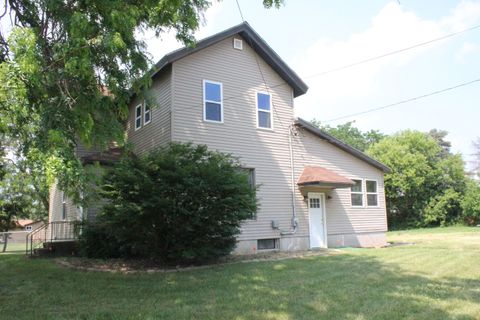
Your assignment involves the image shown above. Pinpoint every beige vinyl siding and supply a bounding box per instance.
[292,128,388,235]
[48,181,80,222]
[171,36,299,241]
[127,68,172,155]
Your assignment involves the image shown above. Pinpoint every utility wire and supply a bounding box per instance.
[303,23,480,79]
[235,0,245,22]
[323,77,480,123]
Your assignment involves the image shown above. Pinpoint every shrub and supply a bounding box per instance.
[78,143,257,263]
[461,180,480,226]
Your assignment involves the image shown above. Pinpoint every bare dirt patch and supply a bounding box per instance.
[55,249,341,274]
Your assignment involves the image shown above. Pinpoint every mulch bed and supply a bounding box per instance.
[55,249,340,274]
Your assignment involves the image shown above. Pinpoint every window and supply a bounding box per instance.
[257,238,279,250]
[62,192,67,220]
[203,80,223,122]
[366,180,378,207]
[135,104,142,130]
[309,198,320,208]
[257,92,272,129]
[351,179,363,207]
[144,103,151,125]
[239,168,256,219]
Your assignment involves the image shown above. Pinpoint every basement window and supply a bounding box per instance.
[257,238,279,250]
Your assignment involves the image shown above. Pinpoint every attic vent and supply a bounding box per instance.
[233,38,243,50]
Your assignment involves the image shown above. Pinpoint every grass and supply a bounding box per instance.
[0,226,479,319]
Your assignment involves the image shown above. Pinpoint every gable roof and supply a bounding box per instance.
[152,22,308,97]
[294,118,391,173]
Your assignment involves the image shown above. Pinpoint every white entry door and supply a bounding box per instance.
[308,193,327,248]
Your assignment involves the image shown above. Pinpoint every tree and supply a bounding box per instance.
[311,119,385,151]
[78,143,257,262]
[461,180,480,225]
[0,0,283,201]
[367,130,467,228]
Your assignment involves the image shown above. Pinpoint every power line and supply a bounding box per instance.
[323,77,480,123]
[235,0,245,22]
[303,23,480,79]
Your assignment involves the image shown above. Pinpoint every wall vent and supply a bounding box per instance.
[233,38,243,50]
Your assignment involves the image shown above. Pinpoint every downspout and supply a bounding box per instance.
[281,123,298,236]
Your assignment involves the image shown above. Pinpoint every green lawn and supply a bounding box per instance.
[1,227,479,319]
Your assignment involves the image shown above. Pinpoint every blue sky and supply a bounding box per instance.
[144,0,480,170]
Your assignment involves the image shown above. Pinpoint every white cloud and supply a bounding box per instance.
[292,1,480,123]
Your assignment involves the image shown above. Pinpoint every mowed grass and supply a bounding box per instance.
[0,227,479,320]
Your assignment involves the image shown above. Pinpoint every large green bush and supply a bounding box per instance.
[78,143,257,262]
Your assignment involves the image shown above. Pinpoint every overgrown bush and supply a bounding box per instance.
[78,143,257,262]
[461,180,480,226]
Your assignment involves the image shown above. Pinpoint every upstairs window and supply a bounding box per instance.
[366,180,378,207]
[135,104,142,130]
[203,80,223,122]
[257,92,272,129]
[144,103,151,125]
[351,179,363,207]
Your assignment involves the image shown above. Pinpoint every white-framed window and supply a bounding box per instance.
[144,102,151,125]
[135,104,142,130]
[256,92,273,129]
[203,80,223,123]
[61,192,67,220]
[351,179,363,207]
[366,180,379,207]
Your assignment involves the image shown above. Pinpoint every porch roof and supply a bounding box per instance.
[297,166,355,188]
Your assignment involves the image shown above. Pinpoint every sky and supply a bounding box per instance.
[141,0,480,170]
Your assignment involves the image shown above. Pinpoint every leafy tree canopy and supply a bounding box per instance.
[310,119,385,152]
[0,0,283,201]
[367,130,467,228]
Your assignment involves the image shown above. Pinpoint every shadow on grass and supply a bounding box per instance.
[0,252,478,319]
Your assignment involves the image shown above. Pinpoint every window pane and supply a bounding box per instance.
[351,193,363,206]
[205,102,222,121]
[205,82,221,102]
[257,93,270,111]
[366,180,377,193]
[136,106,141,117]
[351,180,362,192]
[144,109,151,123]
[367,194,378,206]
[258,111,271,128]
[136,118,141,129]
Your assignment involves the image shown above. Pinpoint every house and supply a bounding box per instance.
[13,219,44,232]
[47,22,389,254]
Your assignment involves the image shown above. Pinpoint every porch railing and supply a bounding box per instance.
[26,221,79,256]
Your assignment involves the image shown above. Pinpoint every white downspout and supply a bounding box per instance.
[281,123,298,235]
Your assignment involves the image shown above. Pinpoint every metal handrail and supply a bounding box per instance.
[26,221,79,256]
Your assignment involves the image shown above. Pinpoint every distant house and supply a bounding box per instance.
[48,22,389,254]
[13,219,44,232]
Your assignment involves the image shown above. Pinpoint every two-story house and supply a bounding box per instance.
[47,22,389,254]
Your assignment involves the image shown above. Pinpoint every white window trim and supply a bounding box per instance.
[351,178,364,208]
[61,192,67,220]
[366,179,380,207]
[256,91,274,131]
[143,101,151,126]
[134,104,142,131]
[203,80,223,123]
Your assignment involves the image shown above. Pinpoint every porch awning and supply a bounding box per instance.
[297,166,355,188]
